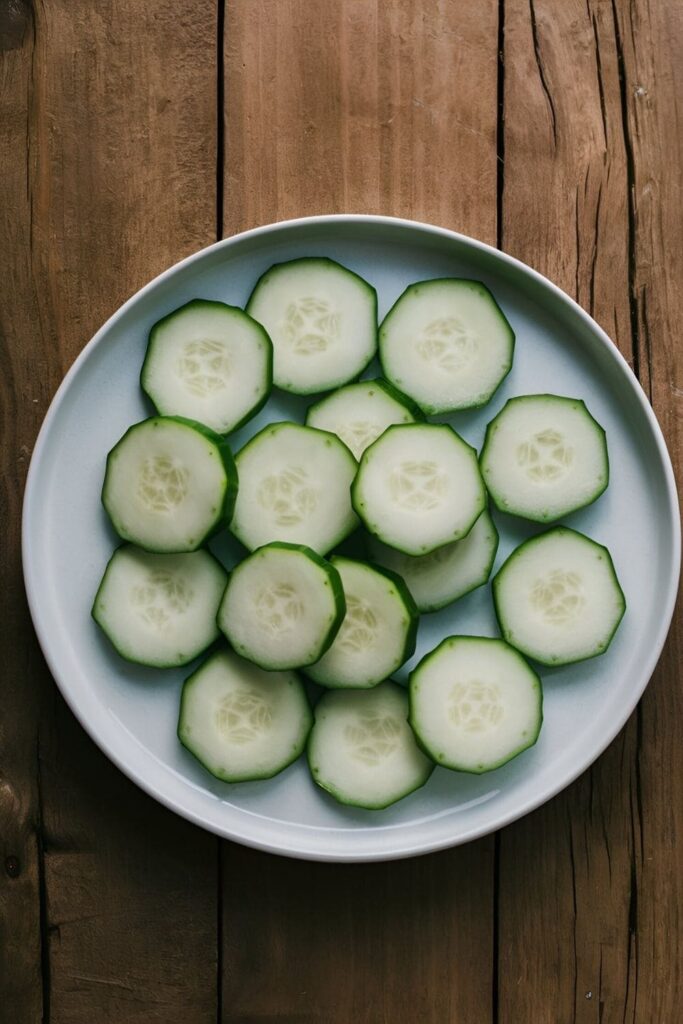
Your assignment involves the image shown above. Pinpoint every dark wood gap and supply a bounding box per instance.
[496,0,506,256]
[36,737,50,1024]
[217,0,226,242]
[216,840,224,1024]
[610,0,643,382]
[493,1,505,1018]
[216,4,226,1022]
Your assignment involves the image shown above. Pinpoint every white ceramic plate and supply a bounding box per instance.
[23,215,680,861]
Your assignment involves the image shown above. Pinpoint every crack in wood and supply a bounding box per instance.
[216,5,226,1023]
[494,5,505,1015]
[639,284,653,400]
[567,818,579,1024]
[590,178,603,318]
[575,185,581,302]
[528,0,557,147]
[36,735,50,1024]
[611,0,642,378]
[592,12,609,149]
[216,0,225,241]
[492,831,500,1024]
[496,0,506,253]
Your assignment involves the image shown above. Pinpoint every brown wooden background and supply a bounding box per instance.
[1,1,681,1020]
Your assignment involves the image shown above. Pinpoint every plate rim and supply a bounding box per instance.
[22,213,681,861]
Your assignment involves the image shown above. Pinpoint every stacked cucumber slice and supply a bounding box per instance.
[92,256,626,810]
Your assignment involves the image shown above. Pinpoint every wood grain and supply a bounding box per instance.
[222,2,499,1021]
[497,1,674,1021]
[223,841,495,1024]
[225,0,498,236]
[3,0,682,1020]
[0,2,47,1018]
[615,0,683,1018]
[2,2,219,1021]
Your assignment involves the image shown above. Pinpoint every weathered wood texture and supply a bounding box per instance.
[1,2,219,1022]
[225,0,499,238]
[0,2,46,1018]
[1,0,681,1021]
[616,0,683,1019]
[222,3,498,1021]
[497,2,682,1021]
[497,2,638,1022]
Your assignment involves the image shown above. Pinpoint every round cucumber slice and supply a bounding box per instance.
[217,542,346,671]
[379,278,514,413]
[231,421,358,555]
[102,416,238,553]
[305,378,422,460]
[141,299,272,435]
[409,636,542,773]
[178,648,312,782]
[305,556,418,689]
[351,423,486,555]
[492,527,626,665]
[480,394,609,522]
[368,508,499,613]
[92,545,227,668]
[246,257,377,394]
[308,681,434,809]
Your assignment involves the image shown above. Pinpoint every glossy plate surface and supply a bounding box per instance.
[23,216,680,861]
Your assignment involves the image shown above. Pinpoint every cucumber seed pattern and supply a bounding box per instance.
[448,681,504,732]
[215,689,273,744]
[335,420,382,460]
[177,339,232,396]
[253,582,305,635]
[131,570,193,630]
[344,713,401,766]
[531,569,586,624]
[416,317,478,374]
[336,596,379,653]
[138,456,189,512]
[389,460,448,511]
[282,297,340,355]
[516,429,574,483]
[256,467,319,526]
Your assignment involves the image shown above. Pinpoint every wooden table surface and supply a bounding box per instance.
[2,1,681,1021]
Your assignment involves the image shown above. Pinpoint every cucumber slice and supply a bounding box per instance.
[351,423,486,555]
[231,421,358,554]
[409,636,542,773]
[305,557,418,689]
[493,527,626,665]
[102,416,238,553]
[178,648,312,782]
[92,544,227,667]
[305,378,422,460]
[307,681,434,809]
[480,394,609,522]
[379,278,514,413]
[368,509,499,613]
[246,257,377,394]
[141,299,272,435]
[217,542,346,670]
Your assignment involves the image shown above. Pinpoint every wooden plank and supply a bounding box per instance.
[225,0,498,237]
[501,0,632,359]
[497,2,639,1021]
[0,3,46,1019]
[222,2,499,1021]
[222,842,495,1024]
[613,0,683,1019]
[4,2,219,1021]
